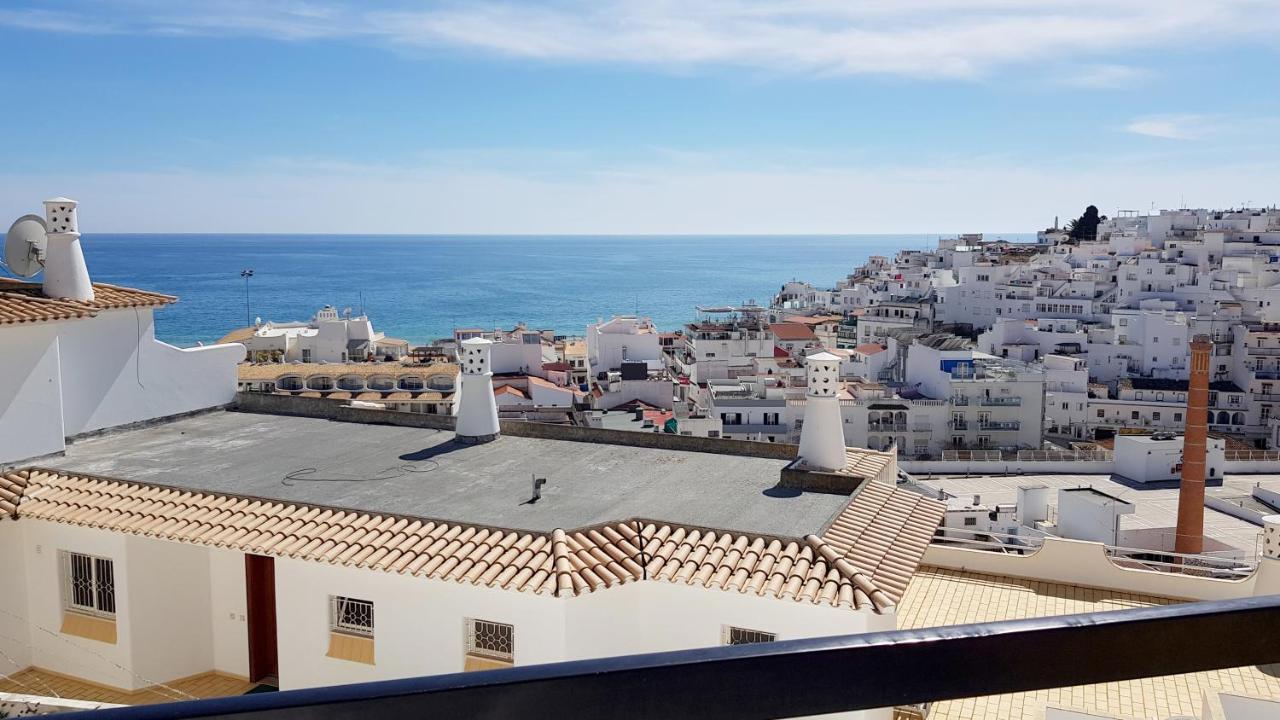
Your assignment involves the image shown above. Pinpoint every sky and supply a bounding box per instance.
[0,0,1278,234]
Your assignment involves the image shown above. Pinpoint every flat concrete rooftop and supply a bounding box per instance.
[47,410,850,537]
[919,472,1270,553]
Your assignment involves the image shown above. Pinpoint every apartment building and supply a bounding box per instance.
[218,306,409,363]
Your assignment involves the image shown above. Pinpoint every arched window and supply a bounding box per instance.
[1217,411,1230,425]
[277,375,304,391]
[307,375,334,391]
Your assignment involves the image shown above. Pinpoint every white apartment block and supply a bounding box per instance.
[586,316,661,376]
[222,305,409,363]
[673,306,773,383]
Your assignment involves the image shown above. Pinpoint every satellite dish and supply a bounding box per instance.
[4,214,48,278]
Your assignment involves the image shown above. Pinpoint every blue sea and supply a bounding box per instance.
[66,234,1032,347]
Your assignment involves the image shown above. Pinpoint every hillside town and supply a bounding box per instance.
[4,198,1280,720]
[224,206,1280,464]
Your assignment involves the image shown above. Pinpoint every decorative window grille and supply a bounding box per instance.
[330,596,374,638]
[61,551,115,618]
[465,618,514,661]
[723,626,776,646]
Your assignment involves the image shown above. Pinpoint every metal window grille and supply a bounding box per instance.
[723,626,776,646]
[60,551,115,618]
[329,596,374,638]
[465,618,514,661]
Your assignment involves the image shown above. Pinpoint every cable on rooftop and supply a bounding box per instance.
[281,461,440,486]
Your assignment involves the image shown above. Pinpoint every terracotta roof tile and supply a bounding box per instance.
[237,362,457,381]
[2,468,933,613]
[820,480,946,604]
[0,278,175,326]
[768,323,818,341]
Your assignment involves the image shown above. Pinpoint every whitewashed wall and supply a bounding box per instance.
[57,309,242,437]
[924,537,1260,602]
[272,558,565,690]
[124,536,215,685]
[0,521,32,673]
[0,323,64,465]
[208,549,249,678]
[20,521,136,689]
[564,581,889,658]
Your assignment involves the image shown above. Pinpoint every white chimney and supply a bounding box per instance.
[41,197,94,302]
[797,351,847,472]
[1254,515,1280,596]
[456,337,500,443]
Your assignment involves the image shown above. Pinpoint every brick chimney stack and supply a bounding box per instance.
[1174,335,1212,555]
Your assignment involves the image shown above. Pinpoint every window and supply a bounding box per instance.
[1174,412,1183,422]
[1153,412,1161,421]
[330,596,374,638]
[466,618,514,663]
[61,551,115,618]
[1131,411,1140,420]
[963,517,977,527]
[1096,409,1105,418]
[723,626,776,645]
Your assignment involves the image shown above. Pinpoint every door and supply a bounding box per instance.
[245,554,278,683]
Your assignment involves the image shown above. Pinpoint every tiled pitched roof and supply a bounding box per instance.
[2,468,938,612]
[821,481,946,604]
[214,326,257,344]
[0,279,175,326]
[769,323,817,341]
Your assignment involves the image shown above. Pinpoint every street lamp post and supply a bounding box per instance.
[240,269,254,328]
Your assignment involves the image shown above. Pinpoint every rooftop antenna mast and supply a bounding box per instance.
[240,269,254,328]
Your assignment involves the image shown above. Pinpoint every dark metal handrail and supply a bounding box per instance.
[69,596,1280,720]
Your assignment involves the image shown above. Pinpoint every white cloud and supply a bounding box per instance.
[1,153,1272,234]
[1124,114,1212,140]
[6,1,1280,79]
[1061,64,1149,89]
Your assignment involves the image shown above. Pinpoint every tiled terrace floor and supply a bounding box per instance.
[898,566,1280,719]
[0,668,255,705]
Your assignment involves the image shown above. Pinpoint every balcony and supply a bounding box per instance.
[951,396,969,406]
[868,423,908,432]
[80,597,1280,720]
[979,420,1021,431]
[1248,347,1280,356]
[979,396,1022,406]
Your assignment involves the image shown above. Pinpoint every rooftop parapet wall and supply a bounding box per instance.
[924,537,1256,602]
[233,391,799,461]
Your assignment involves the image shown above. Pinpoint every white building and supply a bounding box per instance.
[0,198,242,466]
[586,316,661,377]
[905,336,1045,452]
[220,305,409,363]
[673,306,773,383]
[0,395,943,719]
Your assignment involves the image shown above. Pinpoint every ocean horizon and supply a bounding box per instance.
[67,233,1036,347]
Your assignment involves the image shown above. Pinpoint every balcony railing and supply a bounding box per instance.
[979,420,1021,431]
[66,596,1280,720]
[979,396,1022,406]
[868,423,908,432]
[951,396,969,406]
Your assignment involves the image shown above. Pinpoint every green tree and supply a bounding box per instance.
[1068,205,1104,240]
